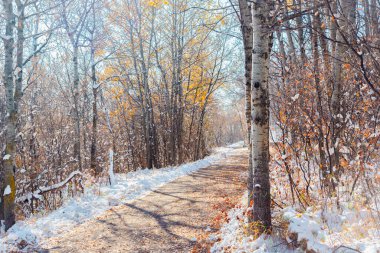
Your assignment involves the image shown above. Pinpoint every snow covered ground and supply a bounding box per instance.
[211,194,295,253]
[0,142,244,251]
[211,205,294,253]
[211,194,380,253]
[283,204,380,253]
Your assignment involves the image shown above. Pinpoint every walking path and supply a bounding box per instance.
[41,148,248,253]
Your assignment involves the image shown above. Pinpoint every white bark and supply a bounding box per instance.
[251,0,272,232]
[1,0,17,232]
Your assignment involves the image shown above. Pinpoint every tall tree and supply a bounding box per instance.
[251,0,273,233]
[237,0,273,234]
[329,0,356,189]
[60,0,91,171]
[1,0,17,231]
[237,0,254,218]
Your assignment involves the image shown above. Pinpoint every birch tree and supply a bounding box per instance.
[1,0,17,231]
[236,0,273,234]
[1,0,54,230]
[237,0,254,218]
[251,0,273,233]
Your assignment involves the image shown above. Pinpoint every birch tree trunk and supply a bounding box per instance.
[1,0,16,231]
[15,0,25,112]
[251,0,272,233]
[238,0,254,214]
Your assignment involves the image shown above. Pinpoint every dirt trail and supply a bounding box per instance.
[40,147,248,253]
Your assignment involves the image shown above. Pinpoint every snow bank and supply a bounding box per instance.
[212,197,380,253]
[211,200,292,253]
[284,204,380,253]
[0,143,244,251]
[227,141,245,148]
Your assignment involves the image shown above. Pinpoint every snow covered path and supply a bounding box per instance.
[37,147,247,252]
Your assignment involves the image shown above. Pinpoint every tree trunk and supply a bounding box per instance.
[364,0,371,37]
[330,0,356,180]
[251,0,272,233]
[238,0,254,215]
[295,0,306,65]
[312,0,328,188]
[284,3,297,66]
[90,49,98,175]
[73,45,82,171]
[1,0,17,231]
[370,0,379,36]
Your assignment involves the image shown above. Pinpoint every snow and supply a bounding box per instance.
[0,143,243,251]
[283,205,380,253]
[3,154,11,160]
[212,193,380,253]
[291,94,299,102]
[211,196,293,253]
[228,141,244,148]
[3,185,11,196]
[0,35,12,41]
[17,171,82,203]
[283,207,329,252]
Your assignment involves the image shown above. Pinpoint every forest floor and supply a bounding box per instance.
[36,147,248,252]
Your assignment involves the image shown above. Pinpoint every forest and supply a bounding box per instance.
[0,0,379,252]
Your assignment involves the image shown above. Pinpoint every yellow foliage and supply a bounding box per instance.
[286,0,294,8]
[146,0,169,7]
[183,62,216,108]
[279,109,287,122]
[215,14,226,25]
[148,0,157,7]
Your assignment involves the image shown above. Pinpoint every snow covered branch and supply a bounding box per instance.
[16,171,82,203]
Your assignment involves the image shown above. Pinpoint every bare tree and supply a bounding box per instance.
[60,0,91,171]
